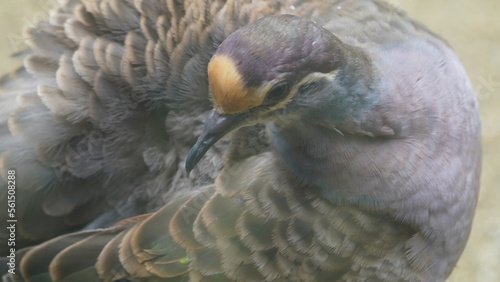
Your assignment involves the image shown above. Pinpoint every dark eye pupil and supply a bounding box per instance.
[265,81,290,104]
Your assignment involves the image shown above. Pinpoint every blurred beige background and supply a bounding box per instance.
[0,0,499,281]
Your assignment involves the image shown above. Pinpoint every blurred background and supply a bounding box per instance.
[0,0,498,281]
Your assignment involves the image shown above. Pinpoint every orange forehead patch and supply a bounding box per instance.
[207,55,264,114]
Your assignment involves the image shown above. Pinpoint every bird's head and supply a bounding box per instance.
[186,14,350,172]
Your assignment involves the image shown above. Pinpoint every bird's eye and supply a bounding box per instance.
[263,81,291,105]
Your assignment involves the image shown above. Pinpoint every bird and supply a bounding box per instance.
[0,0,481,281]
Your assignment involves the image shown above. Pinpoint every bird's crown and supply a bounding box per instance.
[207,14,345,114]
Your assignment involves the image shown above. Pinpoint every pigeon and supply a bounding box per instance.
[1,0,481,281]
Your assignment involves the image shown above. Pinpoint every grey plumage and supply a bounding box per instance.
[1,0,480,281]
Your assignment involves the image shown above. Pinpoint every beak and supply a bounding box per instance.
[185,110,246,173]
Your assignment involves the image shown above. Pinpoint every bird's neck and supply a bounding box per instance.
[267,52,403,208]
[268,122,393,206]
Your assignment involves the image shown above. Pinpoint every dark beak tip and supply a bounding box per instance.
[185,110,245,173]
[185,163,192,174]
[185,145,201,174]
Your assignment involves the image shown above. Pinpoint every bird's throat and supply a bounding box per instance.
[268,121,394,206]
[269,122,343,188]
